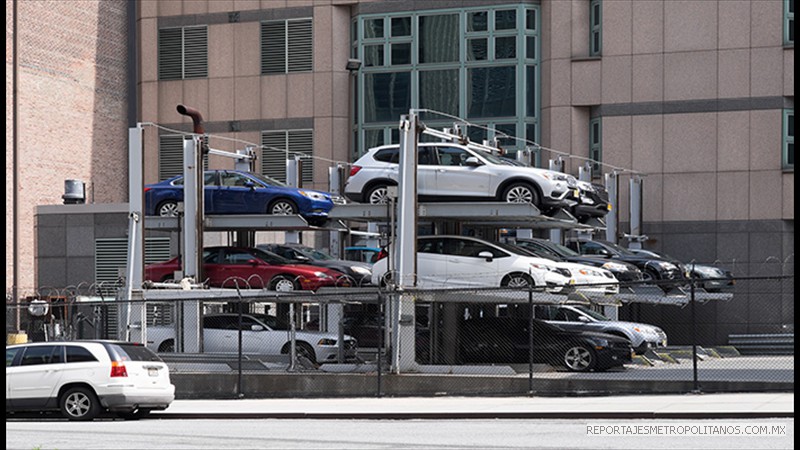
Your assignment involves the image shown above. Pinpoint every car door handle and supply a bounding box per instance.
[437,169,446,173]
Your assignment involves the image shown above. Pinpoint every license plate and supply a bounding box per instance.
[574,189,580,197]
[148,368,158,377]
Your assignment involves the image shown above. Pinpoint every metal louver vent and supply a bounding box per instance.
[183,26,208,79]
[287,19,313,72]
[261,21,287,74]
[261,131,288,182]
[159,135,209,181]
[158,28,183,80]
[288,129,314,183]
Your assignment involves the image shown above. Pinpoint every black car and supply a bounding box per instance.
[573,181,611,223]
[511,238,644,283]
[258,243,373,286]
[459,317,632,372]
[565,239,686,287]
[629,248,734,292]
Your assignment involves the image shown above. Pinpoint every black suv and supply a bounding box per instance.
[565,239,686,285]
[511,238,644,283]
[459,317,632,372]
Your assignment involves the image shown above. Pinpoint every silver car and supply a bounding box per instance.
[345,143,579,213]
[534,304,668,354]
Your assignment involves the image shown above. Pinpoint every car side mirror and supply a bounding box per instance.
[578,316,591,323]
[247,259,260,266]
[250,324,264,331]
[244,180,255,189]
[478,251,494,262]
[464,156,482,167]
[295,254,310,261]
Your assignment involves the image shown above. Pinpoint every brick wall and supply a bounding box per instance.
[6,0,130,294]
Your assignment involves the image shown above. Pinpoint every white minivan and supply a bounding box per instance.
[6,341,175,421]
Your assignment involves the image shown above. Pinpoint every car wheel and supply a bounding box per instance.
[158,340,175,353]
[501,273,535,288]
[562,344,596,372]
[501,182,540,208]
[270,275,299,292]
[282,341,317,365]
[60,386,101,421]
[366,184,391,205]
[157,200,179,217]
[117,408,151,420]
[268,199,297,215]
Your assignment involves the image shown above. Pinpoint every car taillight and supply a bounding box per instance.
[349,166,362,177]
[375,248,388,261]
[144,187,152,193]
[110,361,128,377]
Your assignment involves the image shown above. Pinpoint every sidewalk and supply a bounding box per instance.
[154,392,794,419]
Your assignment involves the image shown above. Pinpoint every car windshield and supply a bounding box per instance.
[295,246,335,261]
[493,242,556,260]
[250,248,291,264]
[546,241,580,257]
[600,240,636,256]
[574,305,610,321]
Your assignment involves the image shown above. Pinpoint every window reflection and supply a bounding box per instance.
[468,66,516,118]
[419,69,459,116]
[419,14,459,63]
[364,72,411,123]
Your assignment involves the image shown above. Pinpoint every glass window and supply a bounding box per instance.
[364,72,411,123]
[784,109,794,169]
[495,10,517,30]
[21,346,59,366]
[495,36,516,59]
[526,9,536,30]
[364,18,384,39]
[66,346,98,363]
[590,117,602,173]
[374,147,400,163]
[526,66,536,117]
[468,66,516,118]
[419,14,459,63]
[467,38,488,61]
[364,44,384,67]
[418,238,444,254]
[6,348,22,366]
[364,129,385,150]
[468,126,487,143]
[391,17,411,36]
[391,43,411,65]
[435,146,471,166]
[467,11,488,32]
[590,0,602,56]
[224,250,255,265]
[419,69,459,117]
[526,36,536,60]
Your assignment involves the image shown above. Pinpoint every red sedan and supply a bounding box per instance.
[145,246,347,291]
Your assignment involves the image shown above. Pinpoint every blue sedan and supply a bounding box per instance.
[145,170,345,223]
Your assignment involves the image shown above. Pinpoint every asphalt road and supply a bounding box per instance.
[6,418,794,449]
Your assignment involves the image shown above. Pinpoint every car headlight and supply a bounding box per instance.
[317,339,337,346]
[299,190,328,201]
[313,271,332,279]
[351,266,371,275]
[656,261,677,270]
[590,338,609,348]
[577,268,601,277]
[530,263,570,278]
[601,262,629,272]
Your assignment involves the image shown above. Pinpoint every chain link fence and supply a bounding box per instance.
[6,275,793,397]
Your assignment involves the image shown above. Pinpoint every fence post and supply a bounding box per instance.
[377,292,383,398]
[528,286,534,396]
[237,295,244,398]
[691,277,700,393]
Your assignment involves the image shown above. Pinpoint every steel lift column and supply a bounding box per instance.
[605,172,619,244]
[514,149,533,240]
[179,135,204,352]
[233,147,256,248]
[392,112,419,373]
[284,157,302,245]
[628,176,646,250]
[548,158,564,244]
[325,165,346,360]
[124,124,145,342]
[573,162,595,243]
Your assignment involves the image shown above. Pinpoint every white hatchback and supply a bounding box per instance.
[371,235,618,293]
[6,341,175,421]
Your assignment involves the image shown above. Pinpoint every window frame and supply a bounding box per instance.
[589,116,602,177]
[785,0,794,46]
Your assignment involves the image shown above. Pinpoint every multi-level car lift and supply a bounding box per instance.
[123,106,731,372]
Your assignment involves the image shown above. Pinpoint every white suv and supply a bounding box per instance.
[371,235,618,295]
[346,143,579,214]
[6,341,175,421]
